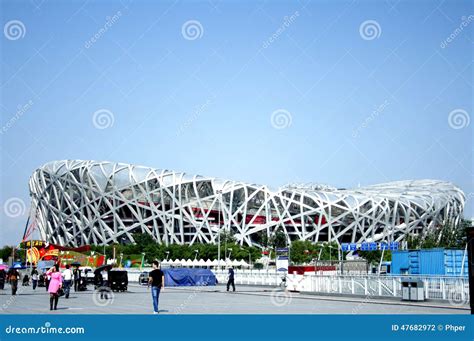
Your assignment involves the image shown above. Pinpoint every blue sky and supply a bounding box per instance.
[1,0,472,246]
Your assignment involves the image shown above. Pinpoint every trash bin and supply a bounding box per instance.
[401,278,424,301]
[402,281,410,300]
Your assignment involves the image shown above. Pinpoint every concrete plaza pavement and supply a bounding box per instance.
[0,283,469,315]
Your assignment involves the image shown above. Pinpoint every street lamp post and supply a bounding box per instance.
[140,252,145,271]
[194,250,199,268]
[248,250,251,269]
[216,190,222,270]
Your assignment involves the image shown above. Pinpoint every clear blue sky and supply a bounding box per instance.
[1,0,472,246]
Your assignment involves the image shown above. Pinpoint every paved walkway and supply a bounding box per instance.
[0,284,469,314]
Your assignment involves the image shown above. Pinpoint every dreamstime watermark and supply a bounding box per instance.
[262,11,300,49]
[352,99,390,138]
[359,20,382,41]
[440,15,474,49]
[448,109,470,130]
[92,286,115,307]
[176,96,215,137]
[1,287,26,311]
[5,321,85,335]
[270,288,292,307]
[174,284,207,314]
[3,197,26,218]
[352,291,405,314]
[181,20,204,40]
[352,293,374,314]
[84,11,123,49]
[447,280,469,307]
[4,20,26,40]
[0,100,34,135]
[92,109,115,129]
[270,109,292,130]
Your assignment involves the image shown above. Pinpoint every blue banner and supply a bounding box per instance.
[390,242,400,250]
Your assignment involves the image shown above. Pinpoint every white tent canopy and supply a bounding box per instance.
[240,259,250,267]
[164,258,251,268]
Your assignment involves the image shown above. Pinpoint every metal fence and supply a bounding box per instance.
[213,271,469,303]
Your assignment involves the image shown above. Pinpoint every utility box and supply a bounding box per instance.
[401,278,424,301]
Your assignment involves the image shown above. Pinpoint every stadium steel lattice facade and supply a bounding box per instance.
[28,160,466,248]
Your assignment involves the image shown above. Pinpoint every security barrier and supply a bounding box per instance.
[212,270,469,303]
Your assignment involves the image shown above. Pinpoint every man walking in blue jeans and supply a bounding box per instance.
[148,261,164,314]
[62,264,73,298]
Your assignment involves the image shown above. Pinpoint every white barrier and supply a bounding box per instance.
[212,270,470,302]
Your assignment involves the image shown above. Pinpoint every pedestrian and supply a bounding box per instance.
[94,270,109,300]
[226,267,235,292]
[148,260,164,314]
[8,268,20,295]
[62,265,73,298]
[46,264,63,310]
[45,271,50,291]
[73,267,80,292]
[0,269,5,290]
[31,267,39,290]
[22,274,30,286]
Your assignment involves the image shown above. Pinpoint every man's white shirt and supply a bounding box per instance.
[63,269,73,281]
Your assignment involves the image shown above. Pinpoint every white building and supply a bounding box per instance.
[28,160,465,247]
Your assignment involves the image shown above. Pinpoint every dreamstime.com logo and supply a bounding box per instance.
[4,20,26,40]
[440,15,474,49]
[4,322,85,335]
[181,20,204,40]
[262,11,299,49]
[174,284,207,314]
[270,288,292,307]
[359,20,381,40]
[92,109,115,129]
[270,109,292,130]
[0,100,34,135]
[3,197,26,218]
[448,109,470,130]
[84,11,123,49]
[92,286,115,307]
[447,280,469,307]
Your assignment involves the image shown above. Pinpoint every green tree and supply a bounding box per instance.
[270,230,287,249]
[290,240,314,264]
[0,246,13,262]
[358,250,391,265]
[407,220,469,249]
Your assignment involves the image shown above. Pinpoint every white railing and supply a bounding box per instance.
[213,271,470,303]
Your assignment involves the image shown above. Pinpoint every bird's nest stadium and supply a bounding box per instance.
[28,160,465,248]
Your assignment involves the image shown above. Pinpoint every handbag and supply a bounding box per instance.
[58,287,65,297]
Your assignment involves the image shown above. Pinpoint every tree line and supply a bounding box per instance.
[2,220,470,266]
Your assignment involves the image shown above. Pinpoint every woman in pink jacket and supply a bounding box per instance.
[46,264,63,310]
